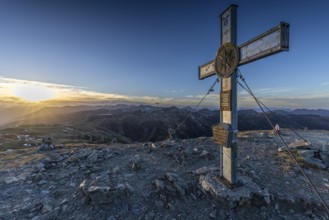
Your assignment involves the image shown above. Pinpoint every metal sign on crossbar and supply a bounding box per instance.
[198,4,289,186]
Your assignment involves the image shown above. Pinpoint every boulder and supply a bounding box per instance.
[87,184,127,205]
[320,152,329,166]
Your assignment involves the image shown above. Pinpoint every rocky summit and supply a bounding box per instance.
[0,129,329,220]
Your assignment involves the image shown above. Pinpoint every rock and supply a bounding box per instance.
[41,190,50,195]
[209,210,217,219]
[42,203,54,213]
[155,200,164,210]
[277,147,286,152]
[31,207,60,220]
[38,180,48,186]
[165,172,178,182]
[200,174,270,208]
[87,186,112,205]
[192,166,220,175]
[148,142,156,151]
[279,140,311,152]
[37,137,56,151]
[125,183,135,192]
[288,140,311,149]
[154,179,165,191]
[183,146,194,155]
[320,152,329,166]
[160,141,174,148]
[303,157,327,169]
[131,162,140,171]
[4,176,19,184]
[259,190,271,205]
[199,150,209,158]
[165,172,188,196]
[87,184,127,205]
[190,193,197,200]
[79,180,87,191]
[36,162,46,171]
[298,150,315,158]
[87,150,98,163]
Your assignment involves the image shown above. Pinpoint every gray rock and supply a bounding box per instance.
[199,150,209,158]
[288,140,311,149]
[87,150,98,163]
[131,162,140,171]
[193,166,220,175]
[320,152,329,166]
[209,210,217,219]
[79,179,87,192]
[41,190,50,195]
[38,180,48,186]
[36,162,46,171]
[298,150,315,158]
[183,146,194,155]
[190,193,197,200]
[88,186,112,205]
[148,142,156,151]
[154,179,165,191]
[303,157,327,169]
[165,172,188,196]
[155,200,164,210]
[200,174,271,208]
[87,184,127,205]
[31,207,60,220]
[42,203,54,213]
[4,176,19,184]
[277,147,286,152]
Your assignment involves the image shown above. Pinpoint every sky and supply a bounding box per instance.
[0,0,329,109]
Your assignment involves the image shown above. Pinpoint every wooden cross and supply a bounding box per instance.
[198,4,289,186]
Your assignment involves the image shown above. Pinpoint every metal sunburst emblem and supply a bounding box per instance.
[215,42,240,78]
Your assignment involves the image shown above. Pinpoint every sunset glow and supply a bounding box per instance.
[11,84,56,102]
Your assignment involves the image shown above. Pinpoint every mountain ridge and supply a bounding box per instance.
[2,105,329,143]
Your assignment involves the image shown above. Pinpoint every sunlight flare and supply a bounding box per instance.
[11,84,56,102]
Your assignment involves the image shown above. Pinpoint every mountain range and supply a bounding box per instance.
[1,105,329,143]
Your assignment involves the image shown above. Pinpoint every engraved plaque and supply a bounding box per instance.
[220,90,231,111]
[212,123,233,146]
[221,8,231,44]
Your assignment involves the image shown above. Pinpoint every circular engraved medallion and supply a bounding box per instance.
[215,42,240,78]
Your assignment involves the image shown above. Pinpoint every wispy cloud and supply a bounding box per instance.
[238,87,295,97]
[0,77,328,109]
[320,82,329,86]
[166,89,185,93]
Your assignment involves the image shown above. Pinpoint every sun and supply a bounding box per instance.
[11,84,56,102]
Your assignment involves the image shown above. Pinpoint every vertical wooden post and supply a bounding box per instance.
[219,5,238,185]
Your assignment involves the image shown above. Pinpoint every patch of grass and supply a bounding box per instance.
[0,149,44,171]
[277,151,321,171]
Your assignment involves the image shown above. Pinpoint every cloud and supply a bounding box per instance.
[238,92,329,109]
[0,76,328,109]
[320,82,329,86]
[238,86,295,97]
[166,89,186,93]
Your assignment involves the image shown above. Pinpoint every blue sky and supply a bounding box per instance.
[0,0,329,109]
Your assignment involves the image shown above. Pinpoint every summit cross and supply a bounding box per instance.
[198,4,289,186]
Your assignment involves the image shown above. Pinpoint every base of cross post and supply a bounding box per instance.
[215,176,243,189]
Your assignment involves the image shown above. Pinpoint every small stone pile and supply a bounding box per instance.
[37,137,55,151]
